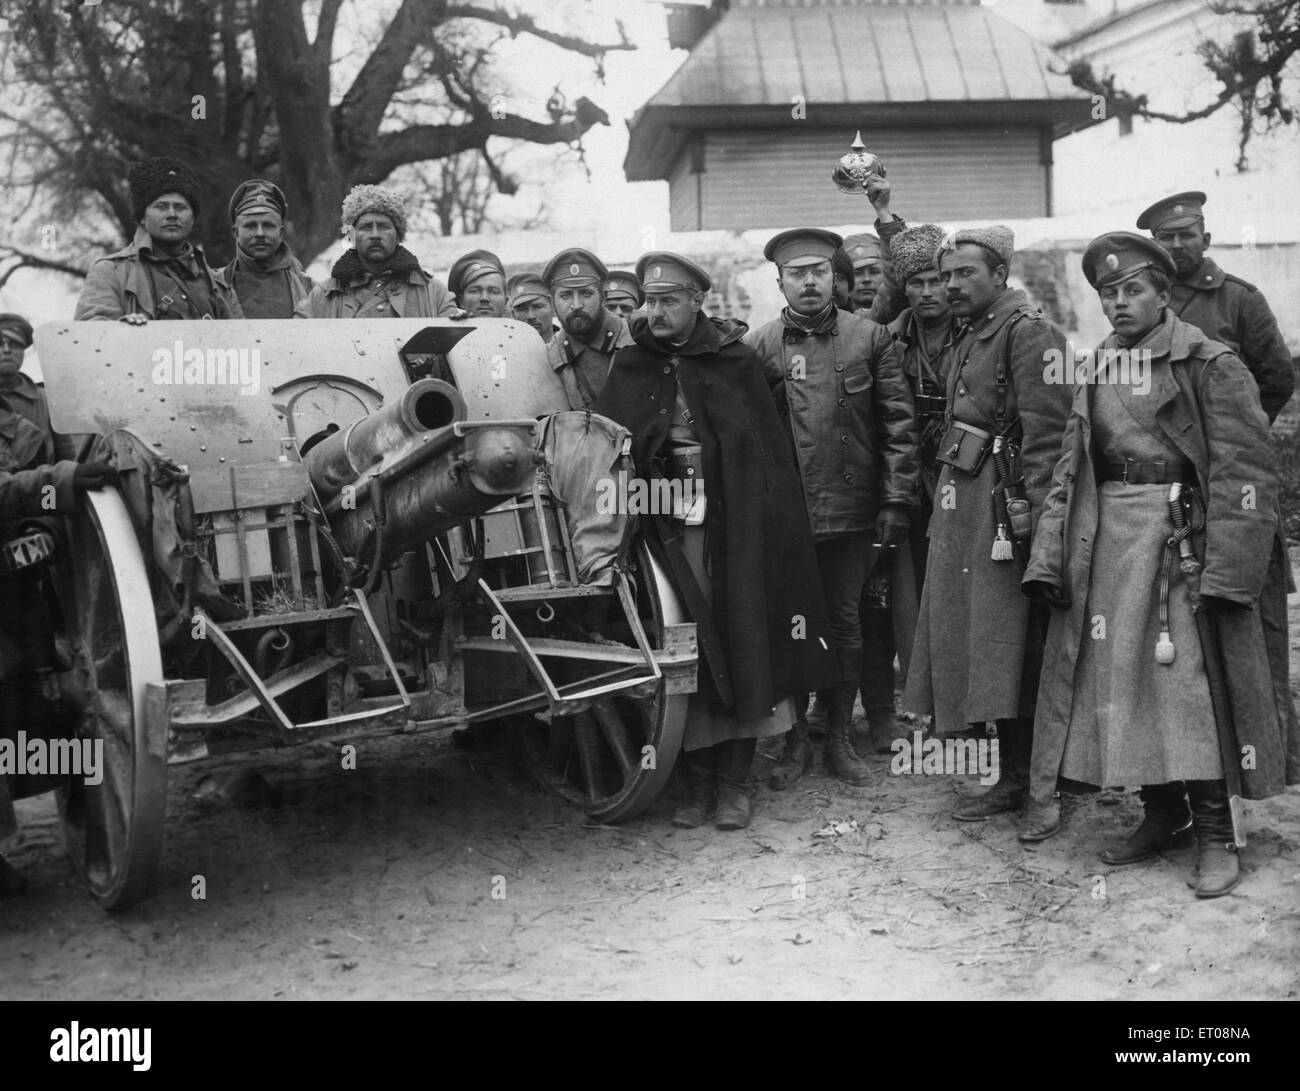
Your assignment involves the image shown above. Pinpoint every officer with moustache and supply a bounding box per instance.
[747,229,918,789]
[595,253,837,830]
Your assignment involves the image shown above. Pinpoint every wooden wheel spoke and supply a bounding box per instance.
[591,698,638,780]
[570,712,604,803]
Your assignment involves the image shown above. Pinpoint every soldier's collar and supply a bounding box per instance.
[1179,255,1225,290]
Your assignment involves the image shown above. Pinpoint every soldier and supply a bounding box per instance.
[1137,192,1293,421]
[746,230,918,789]
[222,179,315,319]
[507,273,555,341]
[1139,190,1300,787]
[858,223,956,754]
[544,248,632,411]
[831,247,856,312]
[901,226,1072,831]
[1024,233,1284,894]
[295,185,456,319]
[75,156,243,323]
[844,232,884,313]
[448,249,507,318]
[1,312,118,895]
[595,252,838,831]
[602,270,644,320]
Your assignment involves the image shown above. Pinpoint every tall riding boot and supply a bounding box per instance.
[823,690,874,786]
[1099,782,1193,865]
[1187,779,1241,898]
[672,746,716,829]
[859,579,899,757]
[714,737,757,831]
[953,717,1029,821]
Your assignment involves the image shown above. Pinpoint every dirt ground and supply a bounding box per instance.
[2,617,1299,1002]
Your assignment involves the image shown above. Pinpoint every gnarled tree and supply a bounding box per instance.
[0,0,633,272]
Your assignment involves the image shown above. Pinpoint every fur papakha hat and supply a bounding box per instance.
[340,185,408,240]
[130,156,202,221]
[891,223,947,284]
[939,225,1015,270]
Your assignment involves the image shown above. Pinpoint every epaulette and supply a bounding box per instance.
[1221,272,1260,293]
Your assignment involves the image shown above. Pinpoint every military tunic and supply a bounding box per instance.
[547,308,632,411]
[902,289,1072,734]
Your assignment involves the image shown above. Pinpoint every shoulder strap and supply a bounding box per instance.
[995,307,1035,435]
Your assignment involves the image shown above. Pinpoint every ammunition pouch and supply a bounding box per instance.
[936,421,994,476]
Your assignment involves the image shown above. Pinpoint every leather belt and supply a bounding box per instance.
[1099,458,1196,485]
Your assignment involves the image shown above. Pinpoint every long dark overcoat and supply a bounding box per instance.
[595,312,838,721]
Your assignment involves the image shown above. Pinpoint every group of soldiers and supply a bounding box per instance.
[1,154,1297,902]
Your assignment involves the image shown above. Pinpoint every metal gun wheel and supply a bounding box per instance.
[54,489,166,909]
[519,543,687,823]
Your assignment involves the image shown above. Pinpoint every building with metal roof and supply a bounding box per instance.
[625,0,1096,230]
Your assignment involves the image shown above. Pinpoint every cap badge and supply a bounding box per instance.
[1173,204,1184,214]
[652,266,662,280]
[1105,253,1119,271]
[569,263,580,275]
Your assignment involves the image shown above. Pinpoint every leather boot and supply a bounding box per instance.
[823,685,873,786]
[860,705,904,757]
[769,717,813,790]
[1099,783,1193,865]
[1017,793,1061,843]
[672,746,716,829]
[714,737,756,831]
[952,718,1029,821]
[805,692,827,738]
[1187,779,1241,898]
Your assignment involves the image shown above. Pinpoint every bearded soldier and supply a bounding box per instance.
[746,229,918,789]
[545,248,631,411]
[1024,233,1285,895]
[902,226,1072,831]
[595,252,837,831]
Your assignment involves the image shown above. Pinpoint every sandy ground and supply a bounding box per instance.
[2,624,1298,1001]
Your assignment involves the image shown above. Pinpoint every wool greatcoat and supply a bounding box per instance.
[1024,311,1290,800]
[901,288,1073,734]
[595,312,839,725]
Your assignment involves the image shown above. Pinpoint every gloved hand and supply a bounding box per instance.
[1023,579,1071,610]
[72,459,120,492]
[875,504,910,549]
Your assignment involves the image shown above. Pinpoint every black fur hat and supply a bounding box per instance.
[129,156,202,221]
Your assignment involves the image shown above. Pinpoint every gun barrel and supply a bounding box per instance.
[305,379,465,499]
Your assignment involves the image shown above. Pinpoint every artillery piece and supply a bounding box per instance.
[16,318,697,908]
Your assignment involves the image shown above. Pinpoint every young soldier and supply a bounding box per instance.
[746,229,919,789]
[595,252,837,830]
[507,273,556,342]
[448,249,508,318]
[1024,233,1283,894]
[602,270,644,320]
[76,156,242,322]
[222,179,315,319]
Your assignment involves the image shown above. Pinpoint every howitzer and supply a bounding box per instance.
[16,318,699,908]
